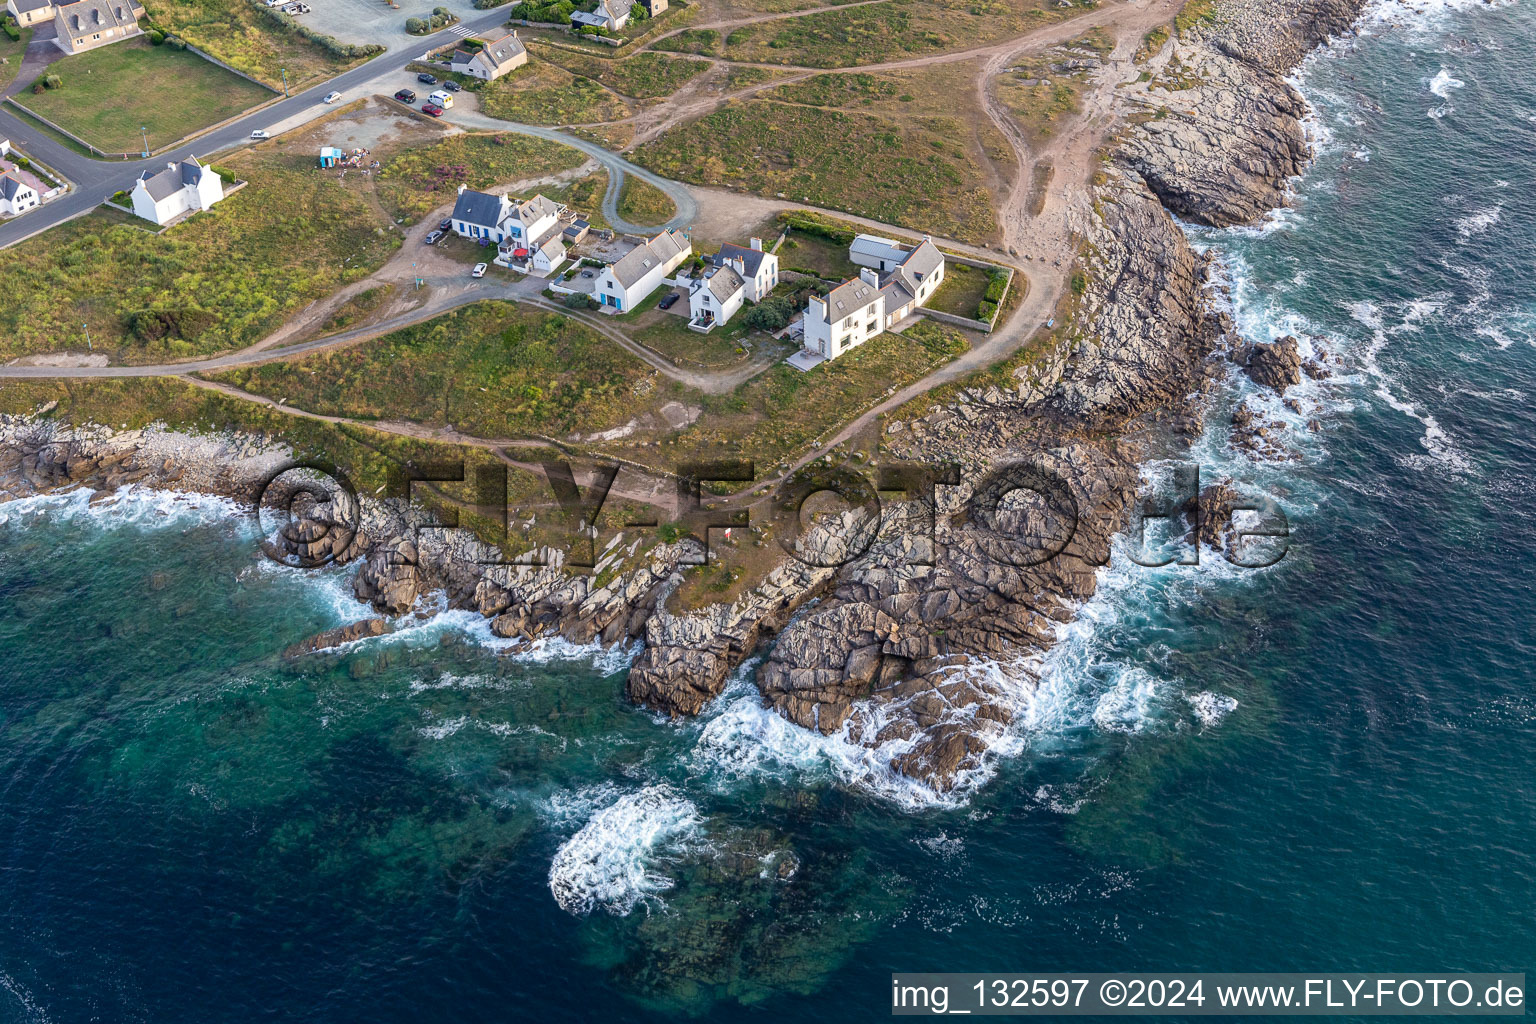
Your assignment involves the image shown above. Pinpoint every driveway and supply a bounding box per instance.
[4,22,61,99]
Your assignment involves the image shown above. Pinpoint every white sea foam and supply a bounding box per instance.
[547,785,703,916]
[1454,205,1501,243]
[1187,691,1240,727]
[0,484,248,533]
[1426,67,1464,119]
[1360,0,1516,37]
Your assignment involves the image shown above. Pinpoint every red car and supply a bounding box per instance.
[421,103,443,117]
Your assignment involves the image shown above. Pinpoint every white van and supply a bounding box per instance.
[428,90,454,109]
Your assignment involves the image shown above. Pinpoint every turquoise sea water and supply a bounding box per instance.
[3,3,1535,1020]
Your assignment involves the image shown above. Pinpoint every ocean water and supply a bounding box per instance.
[4,4,1536,1020]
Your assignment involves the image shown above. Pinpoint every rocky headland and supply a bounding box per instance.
[0,0,1366,798]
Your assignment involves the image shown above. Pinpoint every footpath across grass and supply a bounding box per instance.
[14,39,273,153]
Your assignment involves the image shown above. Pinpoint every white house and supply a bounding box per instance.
[571,0,633,32]
[448,30,526,81]
[687,263,745,332]
[503,193,562,246]
[712,237,778,303]
[450,185,514,243]
[0,174,39,217]
[593,228,691,312]
[804,269,884,364]
[129,156,224,226]
[797,235,947,368]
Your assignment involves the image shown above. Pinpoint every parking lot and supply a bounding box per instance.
[283,0,487,50]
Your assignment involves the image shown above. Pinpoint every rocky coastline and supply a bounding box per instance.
[0,0,1366,797]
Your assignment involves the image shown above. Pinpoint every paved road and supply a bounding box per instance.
[0,7,526,249]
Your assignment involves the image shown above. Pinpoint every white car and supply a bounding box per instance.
[322,91,342,104]
[249,129,269,140]
[471,263,488,279]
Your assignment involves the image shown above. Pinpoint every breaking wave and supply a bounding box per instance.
[547,785,703,916]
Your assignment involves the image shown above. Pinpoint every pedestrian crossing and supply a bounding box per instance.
[446,23,475,37]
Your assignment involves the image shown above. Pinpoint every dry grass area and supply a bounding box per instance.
[616,176,677,226]
[527,44,711,99]
[710,0,1071,68]
[477,60,633,126]
[374,132,589,221]
[205,302,658,440]
[593,319,970,474]
[993,30,1112,146]
[631,95,1002,243]
[141,0,368,89]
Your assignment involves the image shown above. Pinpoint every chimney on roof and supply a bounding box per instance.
[458,183,467,194]
[749,237,762,251]
[859,267,880,288]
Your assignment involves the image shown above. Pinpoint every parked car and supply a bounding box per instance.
[443,80,460,92]
[425,230,444,245]
[472,263,488,279]
[438,218,452,231]
[417,72,437,85]
[420,104,443,117]
[394,89,416,104]
[322,91,342,104]
[249,129,270,140]
[658,292,680,310]
[427,90,454,109]
[581,270,594,278]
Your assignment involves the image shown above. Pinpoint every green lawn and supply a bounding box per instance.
[926,262,990,319]
[775,229,858,281]
[633,311,787,369]
[14,39,273,153]
[206,301,657,439]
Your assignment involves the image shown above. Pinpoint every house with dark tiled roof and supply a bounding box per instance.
[0,174,39,217]
[450,184,514,243]
[129,155,224,226]
[6,0,56,28]
[53,0,144,54]
[711,237,778,303]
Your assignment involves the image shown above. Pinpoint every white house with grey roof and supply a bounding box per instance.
[593,228,691,312]
[53,0,143,53]
[571,0,633,32]
[0,174,39,217]
[711,237,778,303]
[797,234,946,368]
[450,184,514,244]
[687,263,745,332]
[448,31,526,81]
[129,156,224,226]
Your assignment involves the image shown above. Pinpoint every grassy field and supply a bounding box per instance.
[631,310,791,369]
[476,60,632,126]
[620,319,969,473]
[632,99,999,243]
[14,39,273,152]
[375,132,588,221]
[0,147,399,364]
[528,45,710,99]
[142,0,372,89]
[652,28,718,56]
[615,176,675,226]
[205,302,655,440]
[714,0,1067,68]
